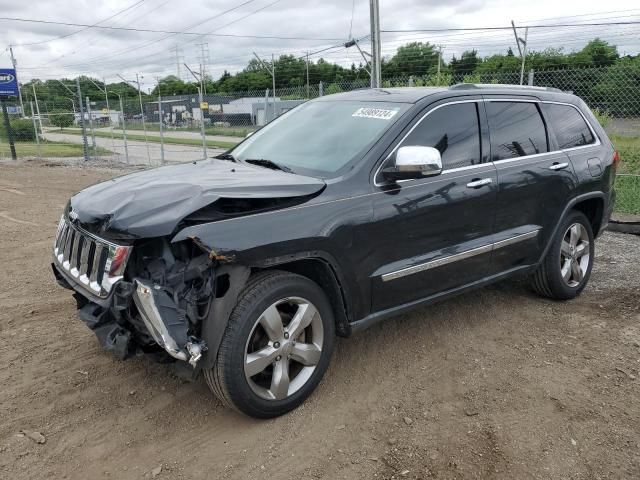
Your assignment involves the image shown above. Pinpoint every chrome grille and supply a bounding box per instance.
[53,216,131,298]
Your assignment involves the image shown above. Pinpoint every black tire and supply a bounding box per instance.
[531,210,595,300]
[204,270,335,418]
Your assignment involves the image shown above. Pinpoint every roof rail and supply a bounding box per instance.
[450,83,563,93]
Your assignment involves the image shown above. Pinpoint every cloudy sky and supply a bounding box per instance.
[1,0,639,90]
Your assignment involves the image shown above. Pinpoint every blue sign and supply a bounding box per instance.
[0,68,19,97]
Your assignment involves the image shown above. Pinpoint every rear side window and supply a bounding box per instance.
[401,102,481,170]
[486,102,548,161]
[543,103,595,149]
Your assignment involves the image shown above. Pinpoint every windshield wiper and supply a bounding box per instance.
[215,152,237,162]
[245,158,293,173]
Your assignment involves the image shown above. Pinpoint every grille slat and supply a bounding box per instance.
[52,216,131,298]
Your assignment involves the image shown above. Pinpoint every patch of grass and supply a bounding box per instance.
[615,175,640,214]
[611,134,640,175]
[123,123,255,137]
[0,141,111,158]
[58,129,237,150]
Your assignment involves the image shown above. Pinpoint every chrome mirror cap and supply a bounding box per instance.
[382,146,443,182]
[396,146,442,174]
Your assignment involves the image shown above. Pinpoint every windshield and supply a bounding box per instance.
[231,100,410,177]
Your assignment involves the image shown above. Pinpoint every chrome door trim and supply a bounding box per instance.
[491,230,539,249]
[381,229,540,282]
[381,244,493,282]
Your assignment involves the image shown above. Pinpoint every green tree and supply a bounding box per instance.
[384,42,438,77]
[49,110,74,129]
[570,39,618,68]
[450,50,480,77]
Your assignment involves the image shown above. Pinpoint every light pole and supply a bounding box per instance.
[108,91,129,164]
[117,73,151,164]
[183,63,208,160]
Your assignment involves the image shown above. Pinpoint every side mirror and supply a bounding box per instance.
[382,146,443,182]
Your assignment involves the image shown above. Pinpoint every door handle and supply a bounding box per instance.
[549,162,569,171]
[466,178,492,188]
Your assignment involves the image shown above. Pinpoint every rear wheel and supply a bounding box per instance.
[532,210,594,300]
[204,271,335,418]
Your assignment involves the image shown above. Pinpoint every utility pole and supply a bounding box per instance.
[197,42,210,95]
[369,0,382,88]
[75,78,89,162]
[511,21,529,85]
[173,45,182,80]
[184,63,208,160]
[8,46,25,117]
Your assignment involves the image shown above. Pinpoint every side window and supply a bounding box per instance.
[486,102,548,161]
[543,103,595,149]
[401,102,481,170]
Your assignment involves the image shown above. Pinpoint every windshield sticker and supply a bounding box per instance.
[352,107,398,120]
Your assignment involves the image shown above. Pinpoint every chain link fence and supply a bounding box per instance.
[1,66,638,214]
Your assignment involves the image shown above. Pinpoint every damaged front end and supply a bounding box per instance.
[53,215,223,368]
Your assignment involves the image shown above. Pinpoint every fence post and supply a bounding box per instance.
[119,95,129,164]
[408,76,414,87]
[197,86,207,160]
[319,81,323,97]
[528,69,535,86]
[1,98,17,160]
[32,84,44,136]
[30,101,41,159]
[86,96,97,160]
[158,91,165,164]
[75,78,89,162]
[264,89,269,124]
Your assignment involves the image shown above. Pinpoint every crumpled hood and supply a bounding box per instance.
[70,159,325,238]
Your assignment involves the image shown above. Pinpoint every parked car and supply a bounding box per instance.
[52,84,618,418]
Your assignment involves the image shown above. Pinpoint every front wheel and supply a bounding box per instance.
[531,210,595,300]
[204,271,335,418]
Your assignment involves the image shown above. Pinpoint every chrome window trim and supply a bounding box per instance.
[486,99,601,165]
[374,98,601,186]
[373,99,481,187]
[381,229,539,282]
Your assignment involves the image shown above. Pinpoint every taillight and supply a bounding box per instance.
[613,150,620,169]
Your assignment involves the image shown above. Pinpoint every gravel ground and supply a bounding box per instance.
[1,160,639,480]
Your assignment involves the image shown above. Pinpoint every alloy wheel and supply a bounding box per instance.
[560,223,590,287]
[244,297,324,400]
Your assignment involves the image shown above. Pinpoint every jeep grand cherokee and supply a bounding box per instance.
[52,84,617,418]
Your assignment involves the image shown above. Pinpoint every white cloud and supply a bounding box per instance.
[2,0,638,90]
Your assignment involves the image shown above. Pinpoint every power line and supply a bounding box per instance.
[10,0,146,47]
[2,14,344,42]
[382,20,640,34]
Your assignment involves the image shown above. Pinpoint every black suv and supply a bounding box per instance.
[52,85,618,418]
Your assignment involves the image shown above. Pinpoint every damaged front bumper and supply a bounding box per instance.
[133,279,206,366]
[52,261,208,368]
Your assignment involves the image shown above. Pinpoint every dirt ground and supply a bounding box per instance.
[1,160,639,480]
